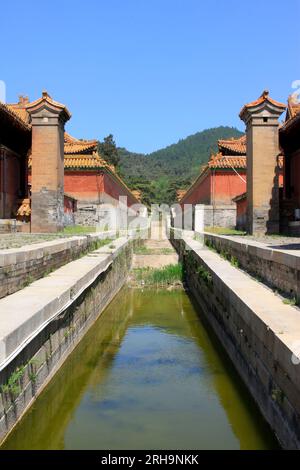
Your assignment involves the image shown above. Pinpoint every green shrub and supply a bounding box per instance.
[134,263,183,286]
[196,265,213,287]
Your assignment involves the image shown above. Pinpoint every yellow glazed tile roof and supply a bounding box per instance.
[0,101,31,131]
[64,133,98,155]
[28,151,115,171]
[64,152,114,170]
[16,198,31,216]
[209,153,247,169]
[208,153,283,170]
[131,190,142,201]
[218,135,246,155]
[176,189,187,201]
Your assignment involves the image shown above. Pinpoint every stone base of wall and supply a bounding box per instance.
[248,207,280,235]
[31,188,64,233]
[195,205,236,229]
[0,220,25,234]
[75,205,99,226]
[74,203,129,228]
[63,211,75,226]
[0,239,134,444]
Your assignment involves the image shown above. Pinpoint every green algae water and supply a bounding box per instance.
[1,288,278,450]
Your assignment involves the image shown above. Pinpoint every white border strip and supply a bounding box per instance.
[0,257,113,372]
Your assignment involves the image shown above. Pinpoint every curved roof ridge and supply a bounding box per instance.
[244,90,286,109]
[26,91,71,115]
[239,90,286,119]
[0,101,31,131]
[218,135,246,155]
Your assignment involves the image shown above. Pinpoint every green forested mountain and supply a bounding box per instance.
[117,126,243,206]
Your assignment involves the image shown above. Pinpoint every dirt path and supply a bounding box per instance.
[132,220,178,269]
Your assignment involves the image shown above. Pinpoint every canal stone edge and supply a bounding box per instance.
[0,236,137,445]
[172,234,300,450]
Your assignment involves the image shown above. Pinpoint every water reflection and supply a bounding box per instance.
[1,288,278,450]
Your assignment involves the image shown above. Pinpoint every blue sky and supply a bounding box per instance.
[2,0,299,153]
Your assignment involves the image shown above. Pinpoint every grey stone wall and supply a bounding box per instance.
[171,235,300,449]
[31,187,65,232]
[0,220,22,234]
[203,233,300,300]
[75,205,99,226]
[201,205,236,228]
[185,204,236,231]
[0,232,115,300]
[173,205,237,232]
[63,211,75,226]
[74,203,132,229]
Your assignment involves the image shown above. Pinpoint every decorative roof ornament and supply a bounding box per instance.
[239,90,286,125]
[26,90,71,124]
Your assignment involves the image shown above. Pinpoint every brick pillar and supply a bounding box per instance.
[27,92,71,232]
[240,91,286,234]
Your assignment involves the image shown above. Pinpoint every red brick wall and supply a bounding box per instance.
[103,173,136,206]
[181,172,211,205]
[182,168,282,208]
[213,171,246,205]
[64,171,104,202]
[0,152,22,218]
[181,170,247,206]
[63,171,137,206]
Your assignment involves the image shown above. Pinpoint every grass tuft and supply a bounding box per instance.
[134,245,174,255]
[63,225,96,235]
[283,296,297,306]
[133,263,183,286]
[205,226,246,236]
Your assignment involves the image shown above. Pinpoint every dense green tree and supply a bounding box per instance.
[150,177,171,206]
[118,126,243,182]
[98,134,120,167]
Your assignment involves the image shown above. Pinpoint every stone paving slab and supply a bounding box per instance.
[0,237,128,369]
[238,234,300,248]
[0,231,116,268]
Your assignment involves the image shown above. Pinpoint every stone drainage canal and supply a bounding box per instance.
[1,287,278,450]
